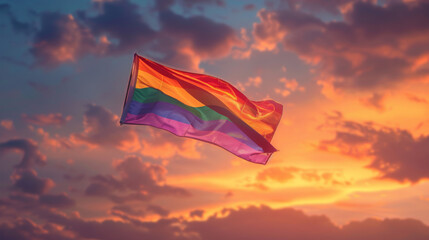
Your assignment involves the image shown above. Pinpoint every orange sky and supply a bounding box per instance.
[1,0,429,239]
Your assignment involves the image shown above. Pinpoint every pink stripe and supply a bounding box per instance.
[124,113,271,164]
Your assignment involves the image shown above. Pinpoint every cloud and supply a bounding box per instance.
[359,93,386,111]
[111,205,146,217]
[252,1,429,93]
[245,182,269,191]
[406,93,428,104]
[275,77,305,97]
[147,205,170,217]
[85,156,190,203]
[70,104,140,152]
[156,9,245,71]
[318,113,429,183]
[186,205,429,240]
[22,113,71,126]
[0,138,76,212]
[39,193,76,208]
[0,138,46,169]
[0,119,14,130]
[154,0,225,11]
[9,0,240,70]
[252,8,322,52]
[255,166,347,186]
[237,76,262,91]
[63,173,85,182]
[0,218,76,240]
[80,0,156,54]
[11,169,54,195]
[29,126,72,149]
[36,208,183,240]
[2,202,429,240]
[257,167,298,182]
[30,12,108,67]
[110,204,170,220]
[189,209,204,218]
[283,0,361,15]
[26,0,156,66]
[0,3,33,34]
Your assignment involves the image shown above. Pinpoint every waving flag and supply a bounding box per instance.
[120,54,283,164]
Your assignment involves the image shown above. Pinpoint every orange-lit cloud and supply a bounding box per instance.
[318,112,429,183]
[406,93,428,104]
[22,113,71,126]
[237,76,263,91]
[275,77,305,97]
[30,13,109,67]
[252,1,429,93]
[29,126,71,149]
[156,9,245,71]
[0,119,14,130]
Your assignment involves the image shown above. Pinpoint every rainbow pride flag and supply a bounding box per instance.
[120,54,283,164]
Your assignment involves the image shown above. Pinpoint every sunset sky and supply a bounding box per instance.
[1,0,429,239]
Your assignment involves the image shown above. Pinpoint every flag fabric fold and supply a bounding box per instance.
[120,54,283,164]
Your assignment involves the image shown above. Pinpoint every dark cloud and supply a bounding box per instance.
[159,10,239,56]
[187,205,339,239]
[30,12,107,67]
[0,218,76,240]
[111,205,146,217]
[70,104,140,152]
[253,1,429,92]
[189,209,204,218]
[18,0,239,69]
[36,208,184,240]
[318,113,429,183]
[284,0,360,15]
[1,203,429,240]
[27,0,153,66]
[11,169,54,195]
[147,204,170,217]
[0,138,46,169]
[63,173,85,182]
[155,9,244,71]
[0,3,33,34]
[22,113,71,126]
[155,0,225,11]
[79,0,155,54]
[341,218,429,240]
[85,156,190,203]
[111,204,169,218]
[186,205,429,240]
[39,193,76,208]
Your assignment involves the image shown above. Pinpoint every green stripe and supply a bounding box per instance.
[132,88,230,121]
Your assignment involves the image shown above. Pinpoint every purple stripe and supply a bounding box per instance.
[123,112,272,164]
[126,100,263,151]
